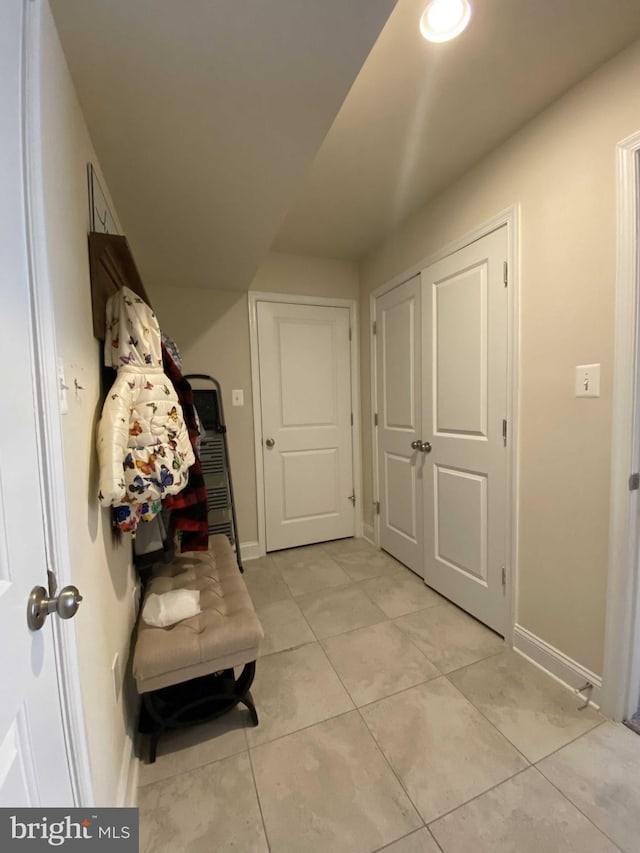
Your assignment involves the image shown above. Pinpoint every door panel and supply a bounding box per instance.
[0,715,36,807]
[258,301,354,551]
[434,266,487,437]
[385,452,416,539]
[423,227,508,634]
[0,0,74,806]
[281,448,340,519]
[434,465,487,584]
[384,298,415,428]
[279,321,337,426]
[376,276,423,573]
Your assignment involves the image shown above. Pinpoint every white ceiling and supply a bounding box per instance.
[274,0,640,260]
[50,0,397,291]
[51,1,640,288]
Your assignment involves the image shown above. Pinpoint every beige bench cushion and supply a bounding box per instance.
[133,535,263,693]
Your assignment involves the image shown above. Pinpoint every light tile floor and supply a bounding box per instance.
[138,538,639,853]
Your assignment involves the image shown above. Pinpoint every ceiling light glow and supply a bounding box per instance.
[420,0,471,43]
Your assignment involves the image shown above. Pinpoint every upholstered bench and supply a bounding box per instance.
[133,534,263,763]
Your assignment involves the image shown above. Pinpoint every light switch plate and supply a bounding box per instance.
[231,389,244,407]
[575,363,600,398]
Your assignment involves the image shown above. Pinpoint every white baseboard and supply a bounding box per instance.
[513,624,603,710]
[239,540,263,561]
[116,733,139,807]
[363,523,376,546]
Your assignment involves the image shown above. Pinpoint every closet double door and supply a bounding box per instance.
[376,226,508,635]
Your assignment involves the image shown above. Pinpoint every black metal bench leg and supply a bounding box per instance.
[137,660,260,757]
[236,660,256,694]
[148,732,159,764]
[241,690,259,726]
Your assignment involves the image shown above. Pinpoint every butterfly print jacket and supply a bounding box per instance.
[97,287,195,530]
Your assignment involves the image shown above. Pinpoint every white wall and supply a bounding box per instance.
[39,1,137,806]
[360,38,640,677]
[148,251,359,549]
[250,251,360,299]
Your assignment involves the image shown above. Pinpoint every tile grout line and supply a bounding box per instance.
[413,682,622,845]
[531,719,607,764]
[291,550,448,639]
[309,630,427,836]
[318,636,438,712]
[246,740,273,853]
[356,672,447,713]
[258,638,316,660]
[247,702,357,753]
[251,544,620,844]
[255,593,318,657]
[137,723,250,790]
[435,645,507,677]
[352,577,446,622]
[532,764,625,852]
[354,700,430,829]
[372,825,446,853]
[317,614,445,686]
[388,608,506,670]
[439,675,534,766]
[143,543,624,852]
[295,591,322,643]
[385,616,449,675]
[355,675,534,829]
[533,725,626,852]
[426,766,533,829]
[292,580,388,637]
[251,642,448,753]
[445,662,605,764]
[426,825,447,853]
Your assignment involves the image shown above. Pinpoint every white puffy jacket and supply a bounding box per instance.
[97,287,194,525]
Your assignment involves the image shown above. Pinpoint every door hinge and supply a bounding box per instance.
[630,473,640,491]
[375,501,380,515]
[374,413,378,427]
[503,261,508,287]
[348,327,352,341]
[348,491,356,506]
[502,418,507,445]
[501,566,506,591]
[350,412,354,426]
[372,320,377,335]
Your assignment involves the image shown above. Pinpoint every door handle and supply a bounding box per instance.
[410,440,422,450]
[420,441,432,453]
[27,581,83,631]
[265,438,275,447]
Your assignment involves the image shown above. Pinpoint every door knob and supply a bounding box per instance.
[265,438,275,448]
[410,440,422,450]
[27,582,83,631]
[420,441,432,453]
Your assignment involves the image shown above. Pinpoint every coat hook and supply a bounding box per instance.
[74,379,85,394]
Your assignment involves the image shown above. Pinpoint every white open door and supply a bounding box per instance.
[375,276,424,574]
[0,0,79,807]
[257,301,355,551]
[422,227,508,634]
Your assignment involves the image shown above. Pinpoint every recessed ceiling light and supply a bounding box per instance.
[419,0,472,43]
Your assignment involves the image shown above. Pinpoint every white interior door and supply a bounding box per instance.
[375,276,424,574]
[257,301,355,551]
[422,226,508,634]
[0,0,75,806]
